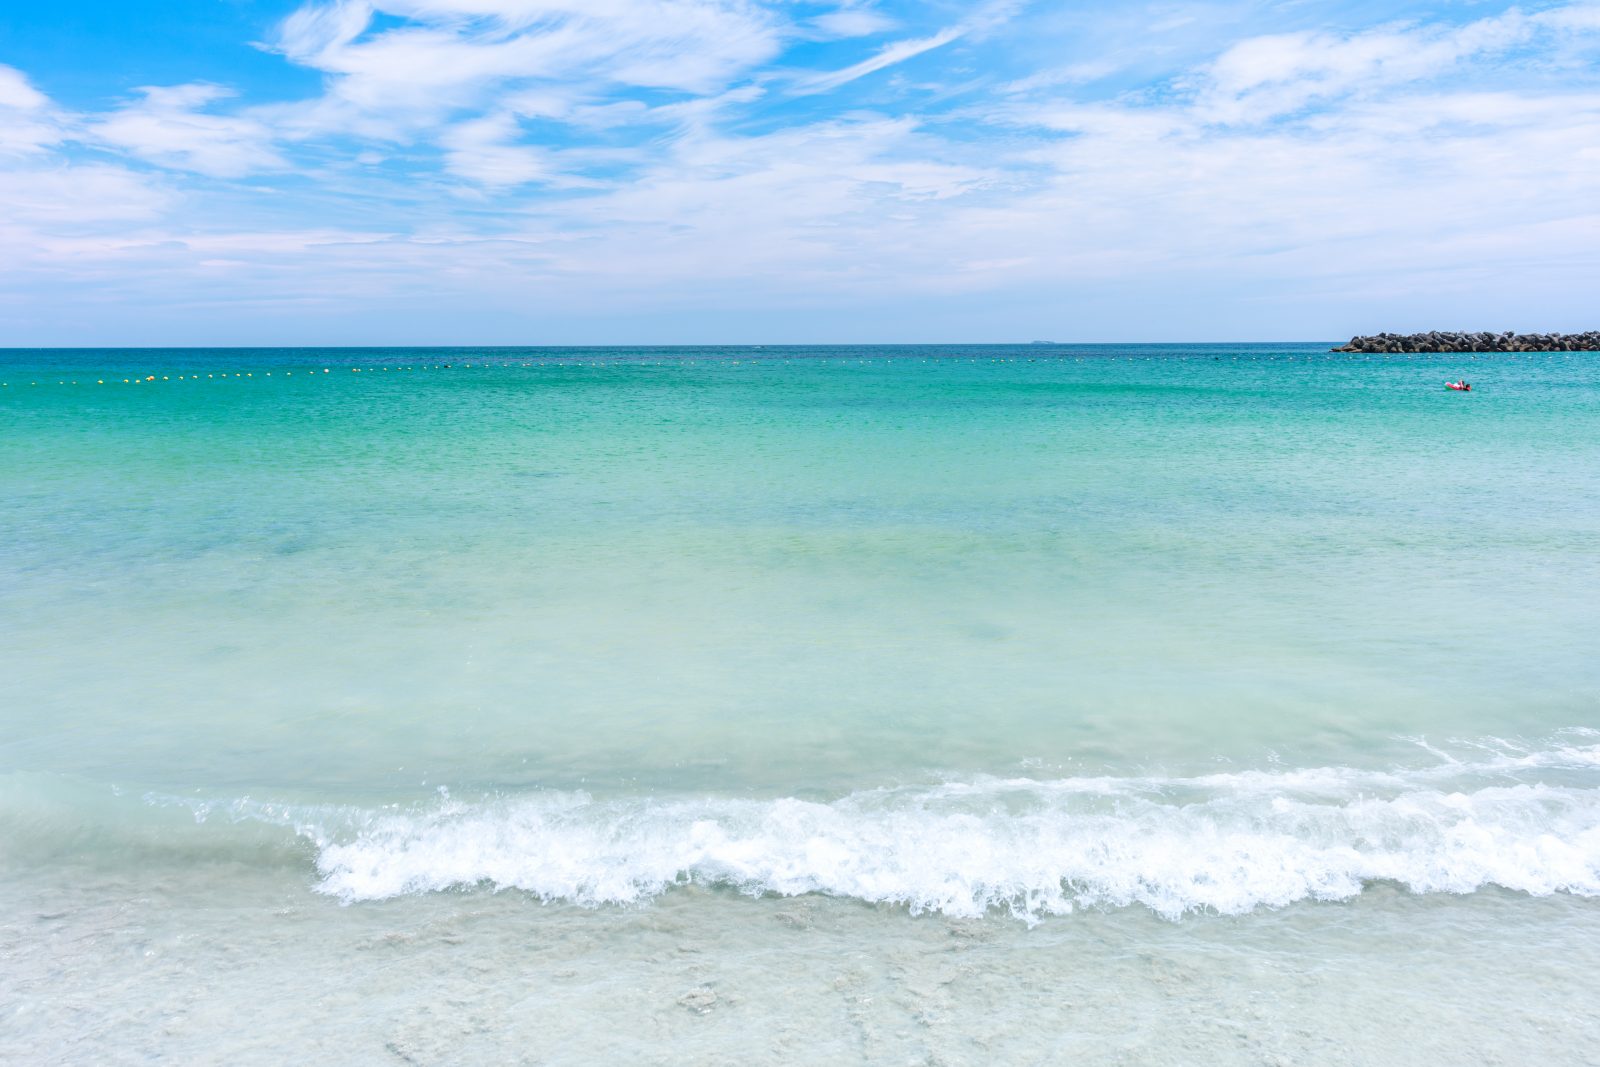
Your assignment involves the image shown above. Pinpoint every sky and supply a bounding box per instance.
[1,0,1598,345]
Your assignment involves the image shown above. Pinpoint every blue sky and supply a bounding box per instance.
[2,1,1598,344]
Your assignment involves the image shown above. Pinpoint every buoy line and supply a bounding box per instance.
[0,352,1425,391]
[0,365,487,388]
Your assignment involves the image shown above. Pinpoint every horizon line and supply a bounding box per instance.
[1,340,1356,351]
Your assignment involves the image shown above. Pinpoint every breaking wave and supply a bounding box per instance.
[168,739,1600,920]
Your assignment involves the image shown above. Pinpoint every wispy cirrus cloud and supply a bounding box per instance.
[251,0,793,186]
[794,26,968,94]
[87,84,288,177]
[1190,4,1600,124]
[270,0,783,125]
[794,0,1025,94]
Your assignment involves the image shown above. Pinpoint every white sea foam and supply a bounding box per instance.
[222,744,1600,920]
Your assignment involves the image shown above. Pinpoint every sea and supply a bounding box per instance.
[2,343,1597,1065]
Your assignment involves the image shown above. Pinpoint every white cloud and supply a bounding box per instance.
[1191,10,1547,124]
[794,0,1024,95]
[968,13,1600,303]
[1540,1,1600,33]
[0,65,50,111]
[795,26,966,94]
[0,164,172,224]
[269,0,783,130]
[273,0,376,65]
[810,6,897,40]
[250,0,791,189]
[0,64,65,157]
[439,111,550,186]
[88,84,287,177]
[1000,60,1121,95]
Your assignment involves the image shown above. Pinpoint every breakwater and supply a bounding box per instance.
[1333,331,1600,353]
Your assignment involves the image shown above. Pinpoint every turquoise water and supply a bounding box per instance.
[3,344,1598,1062]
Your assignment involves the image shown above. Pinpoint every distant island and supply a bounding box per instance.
[1333,331,1600,353]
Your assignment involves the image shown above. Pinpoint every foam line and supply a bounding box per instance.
[167,742,1600,920]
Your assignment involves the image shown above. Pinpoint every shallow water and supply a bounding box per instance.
[2,344,1597,1062]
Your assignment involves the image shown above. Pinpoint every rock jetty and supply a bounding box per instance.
[1333,331,1600,353]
